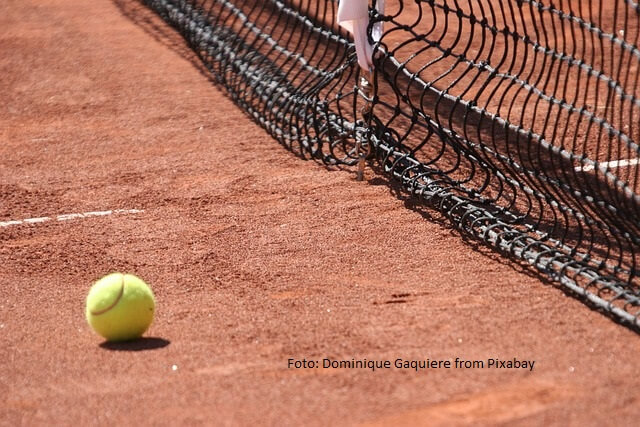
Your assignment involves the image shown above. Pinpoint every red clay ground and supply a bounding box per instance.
[1,0,640,425]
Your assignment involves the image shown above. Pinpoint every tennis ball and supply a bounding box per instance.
[86,273,155,342]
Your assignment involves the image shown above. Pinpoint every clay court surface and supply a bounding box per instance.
[2,0,640,425]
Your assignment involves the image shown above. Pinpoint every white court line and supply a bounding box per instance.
[0,209,144,228]
[575,158,640,172]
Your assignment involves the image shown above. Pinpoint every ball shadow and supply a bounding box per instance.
[99,337,170,351]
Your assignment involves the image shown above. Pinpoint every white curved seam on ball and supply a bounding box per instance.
[90,274,126,316]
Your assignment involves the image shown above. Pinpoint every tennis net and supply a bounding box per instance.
[140,0,640,329]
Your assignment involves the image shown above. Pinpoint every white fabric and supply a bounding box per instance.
[337,0,368,31]
[371,0,384,43]
[338,0,374,70]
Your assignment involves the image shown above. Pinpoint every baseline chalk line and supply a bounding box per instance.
[0,209,144,228]
[576,158,640,172]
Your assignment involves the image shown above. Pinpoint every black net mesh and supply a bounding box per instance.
[140,0,640,328]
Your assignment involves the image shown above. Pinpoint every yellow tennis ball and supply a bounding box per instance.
[86,273,155,342]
